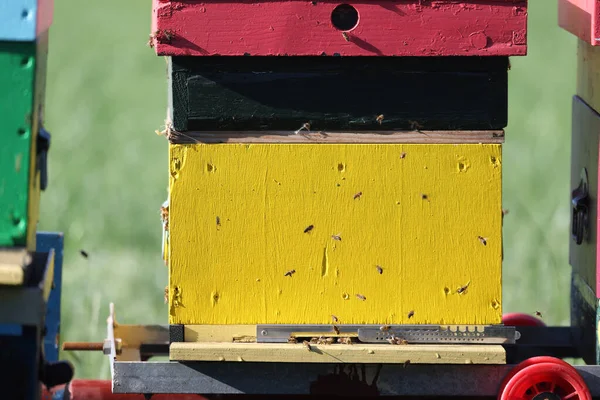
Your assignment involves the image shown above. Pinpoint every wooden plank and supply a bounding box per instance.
[559,0,600,45]
[578,38,600,112]
[168,143,503,325]
[169,342,506,364]
[0,33,49,250]
[151,0,527,57]
[185,325,256,343]
[570,96,600,295]
[0,0,53,41]
[169,56,509,132]
[0,248,31,285]
[169,130,505,145]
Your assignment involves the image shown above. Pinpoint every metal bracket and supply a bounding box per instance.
[257,324,520,345]
[572,168,589,245]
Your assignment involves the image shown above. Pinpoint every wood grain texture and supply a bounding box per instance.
[169,342,506,364]
[559,0,600,45]
[185,325,256,343]
[578,39,600,112]
[570,96,600,296]
[169,56,509,132]
[151,0,527,56]
[169,130,505,145]
[168,143,503,325]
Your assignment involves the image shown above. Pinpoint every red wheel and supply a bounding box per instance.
[502,312,546,327]
[498,357,576,396]
[498,361,591,400]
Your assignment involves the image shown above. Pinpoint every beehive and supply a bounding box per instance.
[153,0,527,336]
[0,0,52,252]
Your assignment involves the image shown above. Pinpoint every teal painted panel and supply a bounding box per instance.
[0,0,53,42]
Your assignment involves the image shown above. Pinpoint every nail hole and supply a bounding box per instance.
[17,128,27,137]
[331,4,359,31]
[337,163,345,172]
[21,9,31,19]
[21,57,32,68]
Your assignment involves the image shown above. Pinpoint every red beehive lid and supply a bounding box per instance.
[151,0,528,56]
[559,0,600,45]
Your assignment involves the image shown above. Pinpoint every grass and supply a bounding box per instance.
[41,0,577,379]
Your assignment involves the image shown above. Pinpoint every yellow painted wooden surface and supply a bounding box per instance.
[578,38,600,111]
[169,143,503,325]
[169,342,506,364]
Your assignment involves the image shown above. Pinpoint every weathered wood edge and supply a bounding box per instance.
[169,342,506,364]
[167,130,505,145]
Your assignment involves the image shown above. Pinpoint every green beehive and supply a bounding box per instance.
[0,33,49,250]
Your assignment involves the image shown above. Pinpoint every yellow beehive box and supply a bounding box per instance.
[167,138,502,326]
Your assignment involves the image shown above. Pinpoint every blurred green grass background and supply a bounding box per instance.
[40,0,577,379]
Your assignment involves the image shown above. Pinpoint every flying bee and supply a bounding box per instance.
[284,269,296,277]
[304,225,314,233]
[342,32,350,42]
[407,310,414,319]
[354,192,363,200]
[376,114,384,125]
[400,152,406,159]
[303,341,312,351]
[164,286,169,304]
[376,265,383,274]
[295,122,311,134]
[331,234,342,241]
[331,315,339,323]
[457,280,471,294]
[333,325,340,335]
[356,294,366,301]
[535,311,543,318]
[403,360,411,368]
[478,236,487,246]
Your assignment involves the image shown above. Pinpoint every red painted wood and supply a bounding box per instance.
[559,0,600,45]
[151,0,528,56]
[69,380,207,400]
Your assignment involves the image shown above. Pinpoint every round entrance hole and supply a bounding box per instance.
[331,4,359,31]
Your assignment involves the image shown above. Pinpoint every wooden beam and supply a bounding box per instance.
[169,342,506,364]
[168,130,505,145]
[0,248,31,285]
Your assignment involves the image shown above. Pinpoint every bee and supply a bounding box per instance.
[502,209,509,216]
[310,337,319,344]
[325,337,335,344]
[356,294,366,301]
[284,269,296,277]
[380,325,391,332]
[457,280,471,294]
[164,286,169,304]
[478,236,487,246]
[295,122,311,134]
[216,216,221,227]
[331,315,339,323]
[409,120,423,132]
[407,310,414,319]
[80,250,89,259]
[333,325,340,335]
[342,32,350,42]
[288,337,298,344]
[421,194,429,201]
[534,311,543,318]
[398,339,408,345]
[400,152,406,159]
[337,337,352,345]
[304,225,314,233]
[376,265,383,274]
[403,360,411,368]
[331,234,342,241]
[147,34,155,48]
[354,192,363,200]
[303,340,312,351]
[376,114,384,125]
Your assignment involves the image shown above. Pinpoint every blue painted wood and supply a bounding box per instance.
[0,0,53,41]
[0,324,23,336]
[36,231,63,363]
